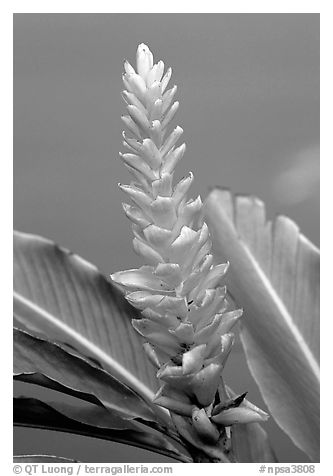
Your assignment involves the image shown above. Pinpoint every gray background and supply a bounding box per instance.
[14,13,319,462]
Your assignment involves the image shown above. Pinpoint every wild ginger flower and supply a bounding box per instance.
[111,44,268,447]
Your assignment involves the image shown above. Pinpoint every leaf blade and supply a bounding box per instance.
[14,327,155,421]
[14,397,190,462]
[204,189,319,461]
[13,231,171,424]
[13,231,157,398]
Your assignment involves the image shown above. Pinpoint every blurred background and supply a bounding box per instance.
[13,13,319,463]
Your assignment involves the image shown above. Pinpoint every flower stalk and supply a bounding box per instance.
[111,44,268,460]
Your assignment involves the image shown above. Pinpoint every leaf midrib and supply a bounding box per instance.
[240,241,319,380]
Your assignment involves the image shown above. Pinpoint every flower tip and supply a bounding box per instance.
[138,42,150,51]
[124,60,136,75]
[110,273,120,283]
[136,43,154,78]
[212,405,269,426]
[137,43,153,60]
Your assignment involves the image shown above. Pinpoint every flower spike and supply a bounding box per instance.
[111,44,268,451]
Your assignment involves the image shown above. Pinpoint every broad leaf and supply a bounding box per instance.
[232,423,277,463]
[14,398,191,462]
[14,455,80,463]
[13,231,169,423]
[15,371,104,408]
[14,328,156,421]
[36,400,148,430]
[204,189,319,461]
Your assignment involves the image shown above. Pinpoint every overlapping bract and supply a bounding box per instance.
[111,44,268,444]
